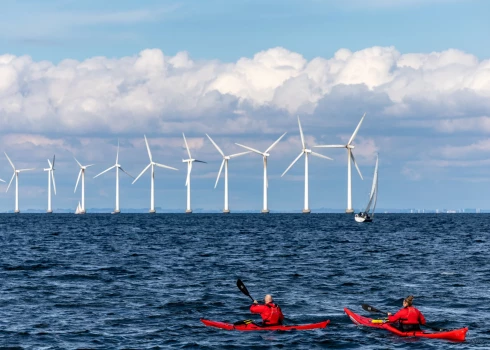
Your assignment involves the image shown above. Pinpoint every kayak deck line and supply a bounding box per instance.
[201,318,330,331]
[344,308,468,342]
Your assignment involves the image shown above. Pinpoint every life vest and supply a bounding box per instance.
[263,303,284,325]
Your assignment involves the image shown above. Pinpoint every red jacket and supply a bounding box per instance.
[388,306,426,325]
[250,302,284,325]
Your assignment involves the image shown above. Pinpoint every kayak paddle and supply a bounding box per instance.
[237,279,255,302]
[362,303,448,332]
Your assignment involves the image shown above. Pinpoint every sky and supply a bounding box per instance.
[0,0,489,212]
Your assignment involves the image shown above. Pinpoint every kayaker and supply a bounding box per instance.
[387,295,426,331]
[250,294,284,326]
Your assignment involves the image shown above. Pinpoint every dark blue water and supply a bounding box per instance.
[0,214,488,349]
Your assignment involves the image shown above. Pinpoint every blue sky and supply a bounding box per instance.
[0,0,489,212]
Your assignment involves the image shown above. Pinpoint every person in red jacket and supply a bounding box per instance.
[387,295,426,332]
[250,294,284,326]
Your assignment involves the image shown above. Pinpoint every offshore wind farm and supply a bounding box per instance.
[0,114,377,215]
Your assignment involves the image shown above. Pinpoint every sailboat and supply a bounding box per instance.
[75,201,83,215]
[355,155,378,223]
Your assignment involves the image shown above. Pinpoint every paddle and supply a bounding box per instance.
[362,303,448,332]
[237,279,255,302]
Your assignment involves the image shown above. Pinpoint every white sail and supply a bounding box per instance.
[75,201,82,214]
[364,155,379,214]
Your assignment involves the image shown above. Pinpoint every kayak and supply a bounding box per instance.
[344,308,468,342]
[201,318,330,331]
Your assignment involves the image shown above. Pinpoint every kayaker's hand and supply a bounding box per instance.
[253,300,258,304]
[387,312,392,316]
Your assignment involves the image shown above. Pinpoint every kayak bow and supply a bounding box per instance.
[344,308,468,342]
[201,318,329,331]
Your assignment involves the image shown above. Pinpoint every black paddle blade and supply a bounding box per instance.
[237,279,250,296]
[362,304,387,315]
[236,279,254,301]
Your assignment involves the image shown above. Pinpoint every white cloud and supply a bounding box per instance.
[1,46,489,137]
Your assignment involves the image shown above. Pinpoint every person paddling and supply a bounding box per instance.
[250,294,284,326]
[387,295,426,331]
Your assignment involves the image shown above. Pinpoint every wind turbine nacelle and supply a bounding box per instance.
[348,145,355,149]
[304,149,312,153]
[224,156,231,160]
[264,153,270,157]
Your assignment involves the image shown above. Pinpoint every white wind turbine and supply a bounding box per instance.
[315,113,366,213]
[206,134,250,214]
[182,133,206,214]
[44,155,56,213]
[94,140,133,214]
[74,157,95,214]
[5,152,34,214]
[235,132,287,213]
[281,117,333,214]
[132,135,178,213]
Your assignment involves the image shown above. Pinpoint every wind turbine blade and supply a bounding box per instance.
[6,173,15,192]
[73,156,83,168]
[183,133,192,159]
[297,116,305,149]
[235,143,263,155]
[119,166,134,178]
[17,168,35,172]
[116,139,120,164]
[206,134,225,157]
[348,112,366,145]
[74,169,82,192]
[281,151,304,177]
[85,164,95,168]
[94,165,116,178]
[4,152,15,170]
[215,159,225,188]
[132,163,151,184]
[311,151,333,161]
[229,151,251,158]
[47,159,52,168]
[314,145,346,148]
[51,171,57,195]
[144,135,153,161]
[154,163,178,171]
[194,160,207,163]
[351,152,363,180]
[265,132,287,153]
[52,155,55,168]
[0,178,5,183]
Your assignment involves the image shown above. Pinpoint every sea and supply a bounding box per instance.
[0,213,488,349]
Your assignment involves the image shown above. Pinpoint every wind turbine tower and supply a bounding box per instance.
[5,152,34,214]
[132,135,178,213]
[315,113,366,213]
[182,133,206,213]
[44,155,56,213]
[94,140,134,214]
[235,132,287,213]
[282,117,333,213]
[74,157,95,214]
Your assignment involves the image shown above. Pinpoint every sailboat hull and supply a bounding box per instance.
[355,214,372,223]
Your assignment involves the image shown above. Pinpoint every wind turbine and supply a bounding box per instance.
[132,135,178,213]
[5,152,34,214]
[315,113,366,213]
[235,132,287,213]
[182,133,206,214]
[94,140,133,214]
[281,117,333,214]
[74,157,95,214]
[206,134,250,214]
[44,155,56,213]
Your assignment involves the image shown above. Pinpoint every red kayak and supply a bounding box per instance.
[201,318,330,331]
[344,308,468,342]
